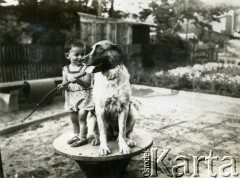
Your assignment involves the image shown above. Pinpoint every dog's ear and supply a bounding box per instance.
[112,44,123,55]
[108,44,126,64]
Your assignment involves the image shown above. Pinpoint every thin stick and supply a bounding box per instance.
[0,149,4,178]
[21,72,87,123]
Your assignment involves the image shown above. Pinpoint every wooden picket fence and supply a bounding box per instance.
[190,43,218,64]
[0,45,66,82]
[0,43,217,83]
[0,45,141,83]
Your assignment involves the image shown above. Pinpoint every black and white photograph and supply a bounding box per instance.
[0,0,240,177]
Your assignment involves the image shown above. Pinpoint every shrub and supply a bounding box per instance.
[231,60,236,65]
[219,59,225,64]
[130,62,240,98]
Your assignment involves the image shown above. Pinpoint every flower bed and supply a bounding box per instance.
[130,62,240,98]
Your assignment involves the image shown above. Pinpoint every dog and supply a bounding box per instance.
[83,40,138,156]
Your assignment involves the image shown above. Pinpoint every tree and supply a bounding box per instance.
[139,0,232,41]
[0,0,6,5]
[0,0,129,44]
[0,7,29,44]
[0,0,103,45]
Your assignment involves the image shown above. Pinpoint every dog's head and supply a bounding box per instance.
[83,40,124,73]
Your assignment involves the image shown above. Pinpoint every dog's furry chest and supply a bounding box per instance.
[93,65,131,105]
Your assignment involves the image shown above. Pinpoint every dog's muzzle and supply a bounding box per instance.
[84,62,102,74]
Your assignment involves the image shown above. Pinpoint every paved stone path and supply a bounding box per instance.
[0,85,239,178]
[131,85,240,178]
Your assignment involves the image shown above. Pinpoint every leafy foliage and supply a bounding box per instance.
[139,0,232,40]
[0,0,127,45]
[130,62,240,98]
[0,7,29,44]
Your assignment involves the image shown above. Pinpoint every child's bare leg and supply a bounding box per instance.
[78,109,88,140]
[67,112,79,144]
[70,109,88,147]
[88,111,100,146]
[70,112,79,135]
[87,111,97,138]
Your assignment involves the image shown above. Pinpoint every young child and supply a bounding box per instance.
[58,38,95,147]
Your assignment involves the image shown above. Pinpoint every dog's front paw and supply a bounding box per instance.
[99,143,111,156]
[91,138,100,146]
[118,139,131,154]
[126,139,136,147]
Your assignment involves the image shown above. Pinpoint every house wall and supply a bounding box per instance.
[202,30,230,43]
[211,10,236,35]
[116,23,132,45]
[79,13,133,45]
[211,17,227,34]
[235,13,240,32]
[80,21,133,46]
[78,12,153,45]
[225,15,233,35]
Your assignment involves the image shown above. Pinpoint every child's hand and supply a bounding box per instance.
[57,84,67,91]
[68,76,77,83]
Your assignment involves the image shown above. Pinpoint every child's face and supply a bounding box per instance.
[66,46,85,65]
